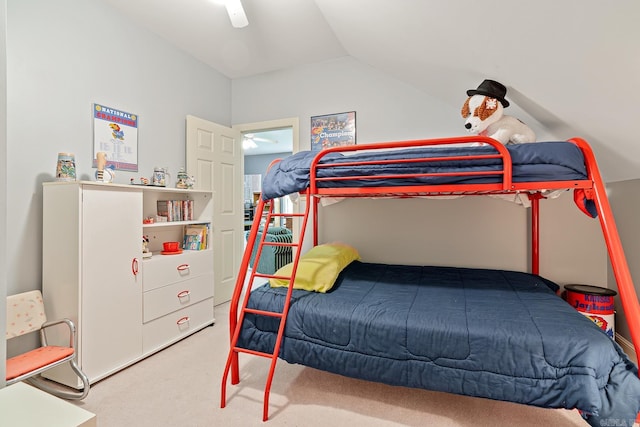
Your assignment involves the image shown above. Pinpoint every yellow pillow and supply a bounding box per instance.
[269,243,360,293]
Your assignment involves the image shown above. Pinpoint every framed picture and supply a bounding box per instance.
[311,111,356,151]
[92,103,139,171]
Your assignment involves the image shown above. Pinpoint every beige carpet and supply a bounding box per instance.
[71,302,588,427]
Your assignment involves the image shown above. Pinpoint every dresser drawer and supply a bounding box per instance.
[142,249,213,292]
[142,298,214,354]
[143,272,213,323]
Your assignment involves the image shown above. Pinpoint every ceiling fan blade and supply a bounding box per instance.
[252,137,278,144]
[225,0,248,28]
[244,133,278,144]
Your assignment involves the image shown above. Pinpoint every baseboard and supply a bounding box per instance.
[616,333,637,365]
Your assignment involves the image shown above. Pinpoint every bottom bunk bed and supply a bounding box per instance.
[238,260,640,426]
[221,136,640,425]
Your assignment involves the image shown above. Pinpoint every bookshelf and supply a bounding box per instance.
[42,181,214,388]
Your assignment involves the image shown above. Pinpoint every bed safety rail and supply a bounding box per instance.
[307,135,592,198]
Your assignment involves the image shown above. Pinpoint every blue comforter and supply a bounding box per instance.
[238,261,640,426]
[261,142,589,200]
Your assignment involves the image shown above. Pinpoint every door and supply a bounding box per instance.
[81,186,143,380]
[186,115,243,304]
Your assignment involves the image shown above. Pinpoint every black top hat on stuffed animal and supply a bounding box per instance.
[466,79,510,108]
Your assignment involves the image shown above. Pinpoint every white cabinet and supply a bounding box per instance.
[42,182,214,388]
[141,249,214,354]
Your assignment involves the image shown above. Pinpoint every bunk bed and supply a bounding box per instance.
[221,135,640,426]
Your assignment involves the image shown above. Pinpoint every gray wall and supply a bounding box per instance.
[244,152,290,176]
[233,57,463,147]
[606,179,640,341]
[1,0,7,385]
[232,56,607,286]
[232,56,638,341]
[3,0,633,354]
[6,0,231,295]
[316,193,607,285]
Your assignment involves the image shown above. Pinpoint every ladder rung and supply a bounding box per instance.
[253,273,291,280]
[243,307,283,318]
[267,212,306,218]
[233,347,275,359]
[262,241,299,247]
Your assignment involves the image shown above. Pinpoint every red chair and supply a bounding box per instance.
[5,290,89,399]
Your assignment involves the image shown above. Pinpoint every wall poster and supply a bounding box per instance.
[93,103,138,171]
[310,111,356,151]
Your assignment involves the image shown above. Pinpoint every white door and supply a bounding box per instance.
[186,115,243,304]
[82,187,143,380]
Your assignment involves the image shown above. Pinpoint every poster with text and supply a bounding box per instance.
[311,111,356,151]
[93,103,138,171]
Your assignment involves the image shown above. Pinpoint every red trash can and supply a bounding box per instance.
[564,284,616,339]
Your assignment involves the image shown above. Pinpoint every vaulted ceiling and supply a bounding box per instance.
[104,0,640,182]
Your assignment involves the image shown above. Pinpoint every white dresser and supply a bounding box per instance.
[42,181,214,388]
[141,249,214,353]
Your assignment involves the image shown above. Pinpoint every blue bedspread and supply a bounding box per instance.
[261,142,589,200]
[238,261,640,426]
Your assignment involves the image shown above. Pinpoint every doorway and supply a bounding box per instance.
[234,118,299,231]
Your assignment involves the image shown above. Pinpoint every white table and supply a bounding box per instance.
[0,382,96,427]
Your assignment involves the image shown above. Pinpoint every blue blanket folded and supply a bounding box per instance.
[261,142,589,200]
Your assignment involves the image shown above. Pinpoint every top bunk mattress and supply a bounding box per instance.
[261,141,589,200]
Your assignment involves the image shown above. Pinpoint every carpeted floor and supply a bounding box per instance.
[69,301,589,427]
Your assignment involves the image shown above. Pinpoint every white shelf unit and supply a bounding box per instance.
[42,181,214,388]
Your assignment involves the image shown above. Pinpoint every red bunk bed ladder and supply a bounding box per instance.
[221,191,311,421]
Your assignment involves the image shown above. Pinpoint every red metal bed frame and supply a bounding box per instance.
[221,135,640,421]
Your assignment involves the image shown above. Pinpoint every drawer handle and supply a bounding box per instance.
[176,316,190,325]
[177,290,191,298]
[177,264,190,271]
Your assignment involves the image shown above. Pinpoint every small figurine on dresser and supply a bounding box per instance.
[142,235,152,258]
[95,151,115,183]
[176,168,196,189]
[152,167,170,186]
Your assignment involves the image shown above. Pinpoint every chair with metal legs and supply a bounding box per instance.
[5,290,89,400]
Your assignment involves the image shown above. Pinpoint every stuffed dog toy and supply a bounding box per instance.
[461,79,536,145]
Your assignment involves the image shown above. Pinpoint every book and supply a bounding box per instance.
[157,200,172,221]
[183,234,201,250]
[182,200,189,222]
[183,199,193,221]
[173,200,181,221]
[157,199,194,222]
[183,224,208,250]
